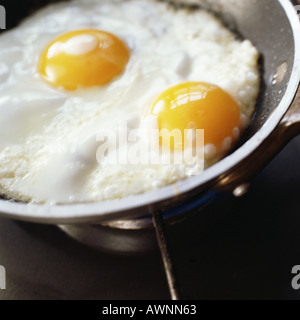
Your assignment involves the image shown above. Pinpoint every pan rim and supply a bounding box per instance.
[0,0,299,224]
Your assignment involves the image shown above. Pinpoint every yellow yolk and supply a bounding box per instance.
[39,29,130,90]
[150,82,242,150]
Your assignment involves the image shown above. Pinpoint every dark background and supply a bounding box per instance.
[0,135,299,300]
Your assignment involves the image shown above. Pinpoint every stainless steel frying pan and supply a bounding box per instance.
[0,0,299,225]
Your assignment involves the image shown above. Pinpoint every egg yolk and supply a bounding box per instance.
[149,82,241,150]
[39,29,130,90]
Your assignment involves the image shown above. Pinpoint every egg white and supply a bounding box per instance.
[0,0,260,204]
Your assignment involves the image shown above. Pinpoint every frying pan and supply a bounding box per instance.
[0,0,299,225]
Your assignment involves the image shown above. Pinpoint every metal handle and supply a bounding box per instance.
[152,210,181,300]
[216,85,300,192]
[281,86,300,133]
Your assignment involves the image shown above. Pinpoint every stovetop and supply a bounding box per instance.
[0,136,300,300]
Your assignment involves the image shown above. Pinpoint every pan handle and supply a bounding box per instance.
[215,85,300,193]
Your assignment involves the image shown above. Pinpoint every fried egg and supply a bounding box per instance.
[0,0,260,204]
